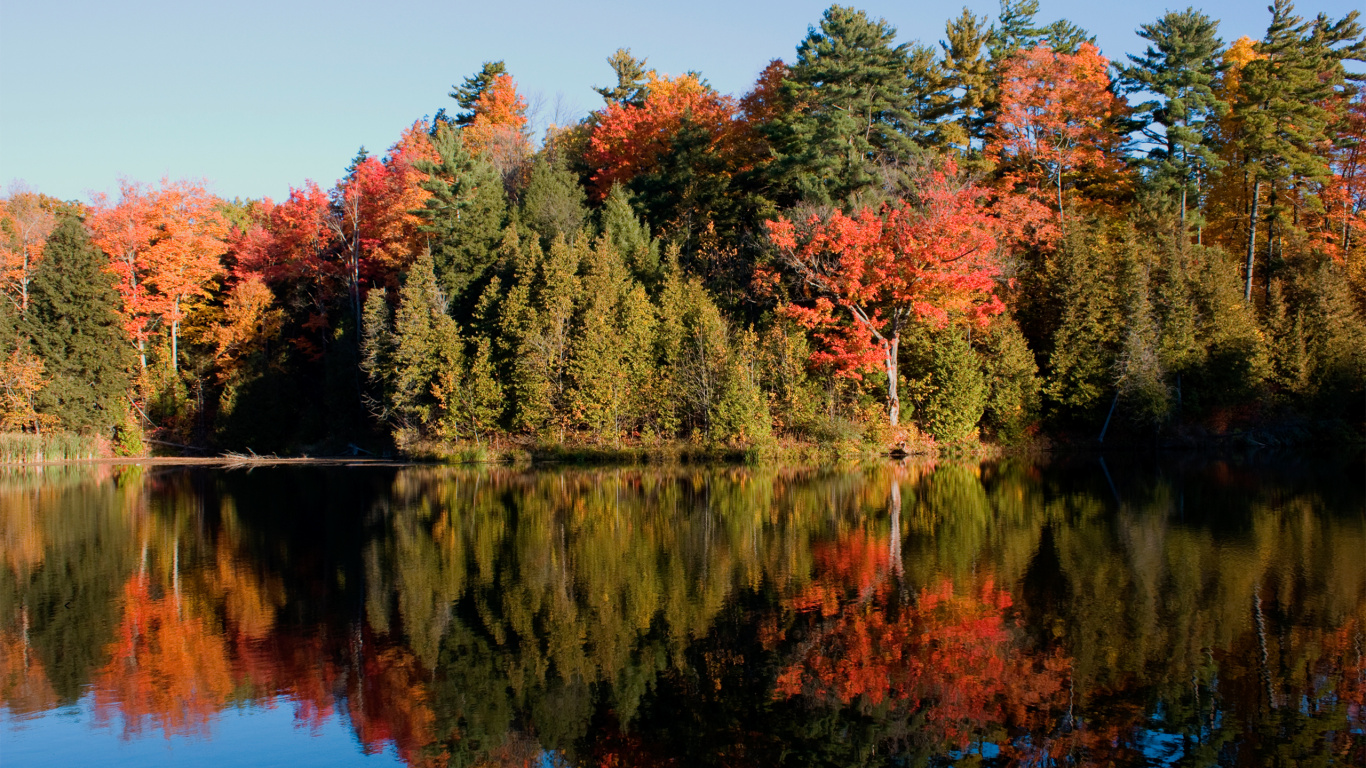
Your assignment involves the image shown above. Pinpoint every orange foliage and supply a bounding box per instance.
[89,179,229,364]
[463,72,531,170]
[766,162,1005,379]
[585,72,745,200]
[0,625,58,716]
[93,574,235,738]
[989,44,1128,224]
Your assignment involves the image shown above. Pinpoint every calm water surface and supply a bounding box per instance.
[2,457,1363,766]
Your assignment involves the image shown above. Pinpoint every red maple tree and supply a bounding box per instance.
[765,161,1005,426]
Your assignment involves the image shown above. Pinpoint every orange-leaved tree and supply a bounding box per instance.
[91,179,228,372]
[585,71,745,201]
[989,43,1127,235]
[461,72,530,182]
[142,181,229,371]
[0,186,57,314]
[90,180,157,370]
[765,161,1004,426]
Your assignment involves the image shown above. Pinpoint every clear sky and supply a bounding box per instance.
[1,1,1361,204]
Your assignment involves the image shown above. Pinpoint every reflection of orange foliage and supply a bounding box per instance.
[210,543,285,641]
[778,532,1072,750]
[790,530,890,616]
[349,639,441,767]
[93,575,234,738]
[0,627,58,715]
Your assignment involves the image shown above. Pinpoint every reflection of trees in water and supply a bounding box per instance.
[0,458,1362,765]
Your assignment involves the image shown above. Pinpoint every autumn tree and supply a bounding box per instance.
[989,43,1127,235]
[0,186,57,314]
[766,162,1004,426]
[89,180,156,370]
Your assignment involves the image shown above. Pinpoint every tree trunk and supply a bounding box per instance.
[1245,179,1261,303]
[885,334,900,426]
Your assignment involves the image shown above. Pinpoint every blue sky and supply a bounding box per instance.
[1,1,1361,203]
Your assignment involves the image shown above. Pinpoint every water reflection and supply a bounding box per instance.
[1,458,1363,766]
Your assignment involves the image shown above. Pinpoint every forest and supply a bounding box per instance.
[1,0,1364,458]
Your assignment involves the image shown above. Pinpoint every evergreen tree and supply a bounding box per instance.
[1121,9,1228,229]
[22,216,133,433]
[710,329,772,446]
[1116,255,1171,427]
[1042,217,1124,420]
[921,329,987,442]
[1235,1,1363,301]
[451,61,508,125]
[415,124,508,305]
[388,250,461,437]
[775,5,922,203]
[454,336,503,444]
[599,186,662,289]
[594,48,651,107]
[520,155,587,246]
[940,8,993,155]
[980,314,1039,443]
[568,239,632,442]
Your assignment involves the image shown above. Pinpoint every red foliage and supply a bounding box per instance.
[766,161,1004,381]
[585,73,745,200]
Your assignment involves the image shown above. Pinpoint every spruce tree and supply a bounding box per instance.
[980,314,1040,443]
[22,216,133,433]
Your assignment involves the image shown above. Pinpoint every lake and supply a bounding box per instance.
[2,456,1363,766]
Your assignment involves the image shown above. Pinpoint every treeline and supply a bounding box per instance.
[2,0,1364,455]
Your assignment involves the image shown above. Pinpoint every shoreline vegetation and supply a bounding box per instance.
[3,2,1364,464]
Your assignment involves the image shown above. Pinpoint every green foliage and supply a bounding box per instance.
[520,155,587,246]
[1042,217,1124,420]
[920,329,987,442]
[416,124,508,305]
[1120,9,1228,218]
[599,186,662,289]
[774,5,928,202]
[22,216,133,434]
[980,315,1039,443]
[450,61,508,124]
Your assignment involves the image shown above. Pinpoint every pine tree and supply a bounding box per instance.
[451,61,508,125]
[594,48,651,107]
[1121,9,1228,229]
[940,8,993,155]
[22,216,133,433]
[710,329,772,446]
[775,5,921,202]
[1235,1,1364,301]
[415,124,508,305]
